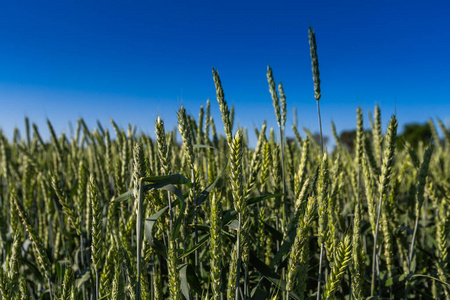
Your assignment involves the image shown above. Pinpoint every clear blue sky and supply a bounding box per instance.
[1,0,449,146]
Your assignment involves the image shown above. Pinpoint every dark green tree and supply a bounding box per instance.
[397,123,432,150]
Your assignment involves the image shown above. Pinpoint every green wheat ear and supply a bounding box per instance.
[61,266,74,300]
[286,196,316,298]
[309,26,321,101]
[212,67,233,145]
[323,235,352,299]
[267,65,281,126]
[13,189,52,283]
[52,176,82,235]
[176,108,194,169]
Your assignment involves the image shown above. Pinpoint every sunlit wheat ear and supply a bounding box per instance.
[155,117,171,174]
[352,107,365,299]
[167,239,181,300]
[267,65,281,126]
[362,152,376,235]
[90,174,103,298]
[356,107,363,166]
[176,108,194,169]
[317,152,329,247]
[380,201,394,279]
[132,143,146,199]
[13,190,52,283]
[245,121,266,198]
[364,133,381,175]
[378,116,398,199]
[414,144,434,217]
[316,151,329,300]
[76,160,87,211]
[0,267,11,299]
[436,196,449,298]
[6,229,21,297]
[261,141,271,192]
[61,266,74,300]
[111,251,125,300]
[19,276,30,299]
[372,105,383,163]
[286,196,316,298]
[197,104,204,145]
[100,246,115,297]
[230,129,245,299]
[351,197,365,300]
[205,98,211,139]
[231,129,244,213]
[51,176,81,235]
[212,68,233,145]
[0,135,8,179]
[323,235,352,300]
[372,115,397,296]
[409,144,433,270]
[278,82,287,127]
[296,138,310,198]
[292,178,309,223]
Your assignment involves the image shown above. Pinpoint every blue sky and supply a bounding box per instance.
[0,0,449,146]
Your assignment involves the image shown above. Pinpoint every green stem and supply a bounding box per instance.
[48,278,53,300]
[371,193,383,296]
[236,212,242,300]
[317,100,324,153]
[408,216,419,272]
[191,168,199,300]
[278,126,287,233]
[316,243,325,300]
[136,179,144,300]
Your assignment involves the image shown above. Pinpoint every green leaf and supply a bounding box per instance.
[141,174,190,186]
[228,219,240,231]
[247,193,283,206]
[76,268,91,289]
[149,183,185,209]
[269,228,297,269]
[112,190,133,203]
[178,234,210,260]
[222,209,238,227]
[112,174,191,203]
[251,287,269,300]
[262,221,284,242]
[179,264,202,300]
[249,253,300,300]
[144,206,169,259]
[195,160,227,206]
[56,260,71,284]
[385,273,409,287]
[410,274,450,290]
[222,193,282,226]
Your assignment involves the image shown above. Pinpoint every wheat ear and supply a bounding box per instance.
[371,115,397,296]
[323,235,352,299]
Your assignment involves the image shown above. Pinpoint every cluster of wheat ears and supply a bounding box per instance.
[1,28,450,300]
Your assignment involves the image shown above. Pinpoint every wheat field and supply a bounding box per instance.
[0,29,449,300]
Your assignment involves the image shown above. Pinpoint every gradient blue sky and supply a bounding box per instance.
[1,0,449,146]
